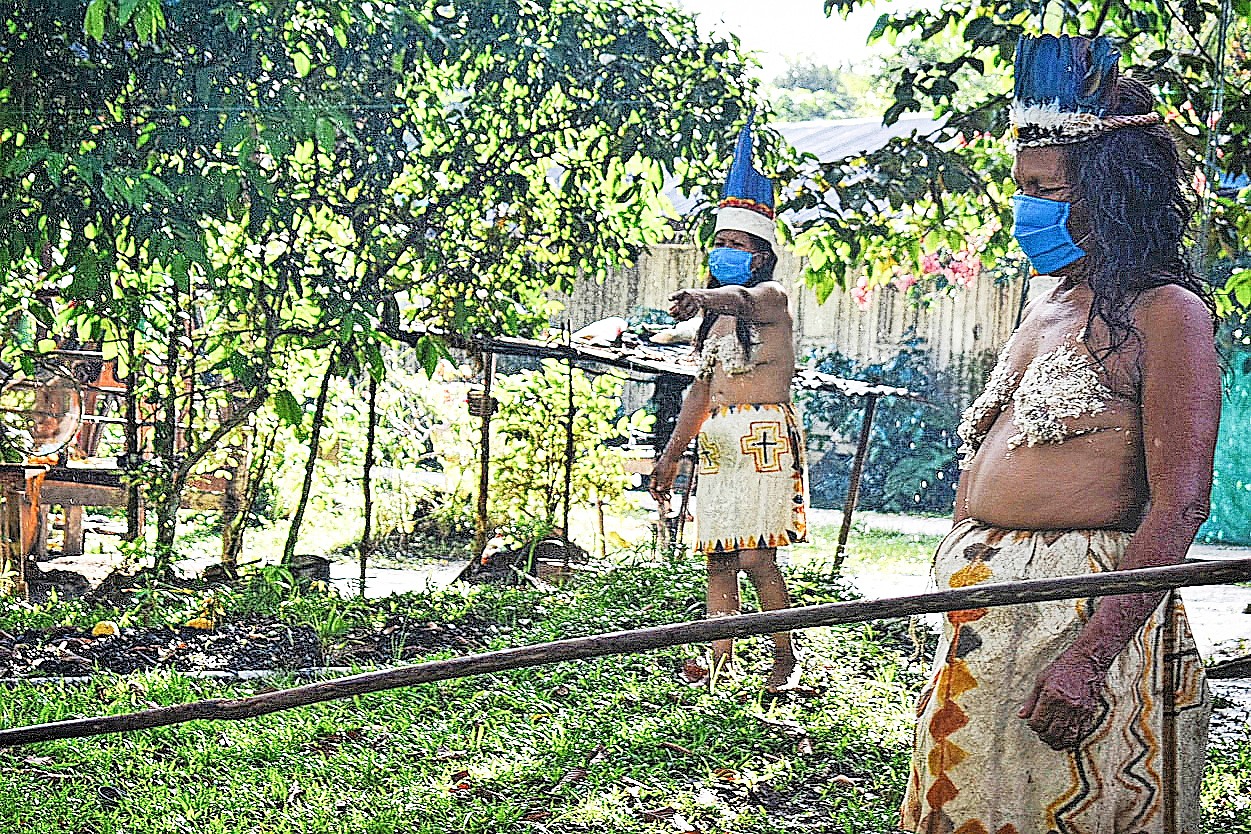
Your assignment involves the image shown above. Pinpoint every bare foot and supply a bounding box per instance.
[765,653,800,692]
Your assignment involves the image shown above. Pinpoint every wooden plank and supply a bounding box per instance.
[36,483,127,508]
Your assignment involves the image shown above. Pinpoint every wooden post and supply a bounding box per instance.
[63,506,84,557]
[473,351,495,557]
[834,394,879,569]
[3,558,1250,747]
[562,337,575,564]
[359,374,379,596]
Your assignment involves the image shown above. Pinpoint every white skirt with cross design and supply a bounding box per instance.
[693,402,808,555]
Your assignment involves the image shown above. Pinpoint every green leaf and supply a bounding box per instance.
[315,117,337,153]
[134,3,153,42]
[228,354,257,388]
[4,147,48,177]
[118,0,142,26]
[84,0,107,41]
[293,52,312,78]
[36,338,58,354]
[273,390,304,426]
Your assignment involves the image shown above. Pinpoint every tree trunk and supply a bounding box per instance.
[283,352,336,566]
[595,498,606,560]
[224,426,273,568]
[152,284,183,561]
[123,329,143,543]
[359,374,378,595]
[219,429,253,567]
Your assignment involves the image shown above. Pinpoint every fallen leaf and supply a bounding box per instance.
[679,658,708,684]
[640,806,676,822]
[713,767,737,783]
[585,744,606,766]
[830,774,860,788]
[658,741,696,757]
[91,621,121,637]
[551,767,587,792]
[549,684,572,698]
[184,617,215,631]
[521,809,552,822]
[670,811,700,833]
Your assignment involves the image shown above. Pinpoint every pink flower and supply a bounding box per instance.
[893,272,918,292]
[851,276,872,310]
[920,252,942,275]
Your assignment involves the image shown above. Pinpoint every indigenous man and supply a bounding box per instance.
[649,121,808,691]
[901,35,1219,834]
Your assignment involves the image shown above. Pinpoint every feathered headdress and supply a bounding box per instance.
[1010,34,1160,148]
[714,117,777,246]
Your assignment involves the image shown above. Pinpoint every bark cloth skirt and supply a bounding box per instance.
[901,519,1211,834]
[693,403,808,555]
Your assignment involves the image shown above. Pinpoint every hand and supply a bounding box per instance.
[668,289,703,322]
[1018,650,1107,750]
[649,457,677,503]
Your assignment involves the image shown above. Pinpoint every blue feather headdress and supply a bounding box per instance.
[714,116,777,246]
[1010,34,1159,148]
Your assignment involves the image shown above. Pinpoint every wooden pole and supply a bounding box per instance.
[473,351,494,557]
[3,558,1250,747]
[562,330,574,553]
[359,374,379,596]
[834,394,878,569]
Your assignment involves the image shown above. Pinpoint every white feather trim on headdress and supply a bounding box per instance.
[1009,101,1112,148]
[714,206,777,247]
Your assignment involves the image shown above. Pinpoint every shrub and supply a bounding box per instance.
[799,338,961,515]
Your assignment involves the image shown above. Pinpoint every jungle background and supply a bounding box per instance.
[0,1,1249,832]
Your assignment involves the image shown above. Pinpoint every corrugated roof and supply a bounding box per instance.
[777,115,944,162]
[666,114,944,219]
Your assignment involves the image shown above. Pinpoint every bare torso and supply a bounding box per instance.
[960,282,1148,530]
[699,291,796,407]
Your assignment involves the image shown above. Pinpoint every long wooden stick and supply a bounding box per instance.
[3,559,1250,747]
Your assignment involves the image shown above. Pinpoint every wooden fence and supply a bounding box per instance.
[556,243,1030,399]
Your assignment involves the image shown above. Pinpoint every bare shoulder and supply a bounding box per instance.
[1132,283,1214,334]
[746,280,789,305]
[746,280,791,323]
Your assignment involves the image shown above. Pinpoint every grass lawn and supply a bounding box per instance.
[1,530,1249,833]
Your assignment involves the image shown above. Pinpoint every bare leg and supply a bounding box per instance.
[738,547,797,689]
[705,551,741,671]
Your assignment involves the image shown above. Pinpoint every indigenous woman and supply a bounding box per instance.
[649,121,808,691]
[901,35,1219,834]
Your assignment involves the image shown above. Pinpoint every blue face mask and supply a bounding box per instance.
[1012,194,1086,275]
[708,247,755,285]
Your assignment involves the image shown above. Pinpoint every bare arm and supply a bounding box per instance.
[669,281,790,325]
[1020,286,1220,749]
[649,378,711,502]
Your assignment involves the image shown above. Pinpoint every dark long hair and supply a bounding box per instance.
[1067,76,1216,358]
[694,233,779,357]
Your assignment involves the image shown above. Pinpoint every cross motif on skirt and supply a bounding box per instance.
[740,421,785,473]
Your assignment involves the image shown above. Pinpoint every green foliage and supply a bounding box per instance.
[798,340,961,514]
[0,0,760,554]
[764,58,855,121]
[490,359,653,539]
[790,1,1251,299]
